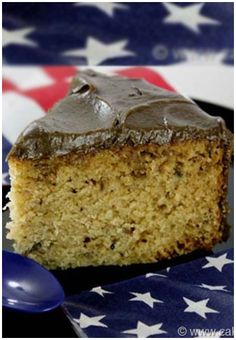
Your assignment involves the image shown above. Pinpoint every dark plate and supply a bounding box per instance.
[2,99,234,337]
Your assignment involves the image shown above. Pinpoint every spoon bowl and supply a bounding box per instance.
[3,251,65,313]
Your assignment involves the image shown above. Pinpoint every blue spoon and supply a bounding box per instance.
[2,251,65,313]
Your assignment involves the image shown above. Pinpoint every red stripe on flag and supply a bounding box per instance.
[43,66,78,81]
[24,81,70,112]
[2,79,18,92]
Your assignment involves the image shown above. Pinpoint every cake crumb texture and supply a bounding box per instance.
[7,139,230,269]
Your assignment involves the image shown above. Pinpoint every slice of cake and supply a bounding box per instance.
[6,70,233,269]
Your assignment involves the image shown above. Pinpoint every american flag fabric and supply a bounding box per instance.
[3,3,233,66]
[63,249,233,338]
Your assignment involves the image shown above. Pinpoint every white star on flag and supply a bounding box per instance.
[163,3,220,33]
[123,321,167,337]
[183,297,219,319]
[129,292,163,308]
[74,313,107,329]
[63,37,135,65]
[202,253,233,272]
[90,286,113,297]
[146,272,167,278]
[75,3,128,17]
[197,283,229,292]
[3,27,37,48]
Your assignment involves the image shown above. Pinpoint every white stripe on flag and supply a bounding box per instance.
[3,66,54,90]
[3,92,45,144]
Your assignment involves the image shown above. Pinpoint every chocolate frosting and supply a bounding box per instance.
[8,69,231,160]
